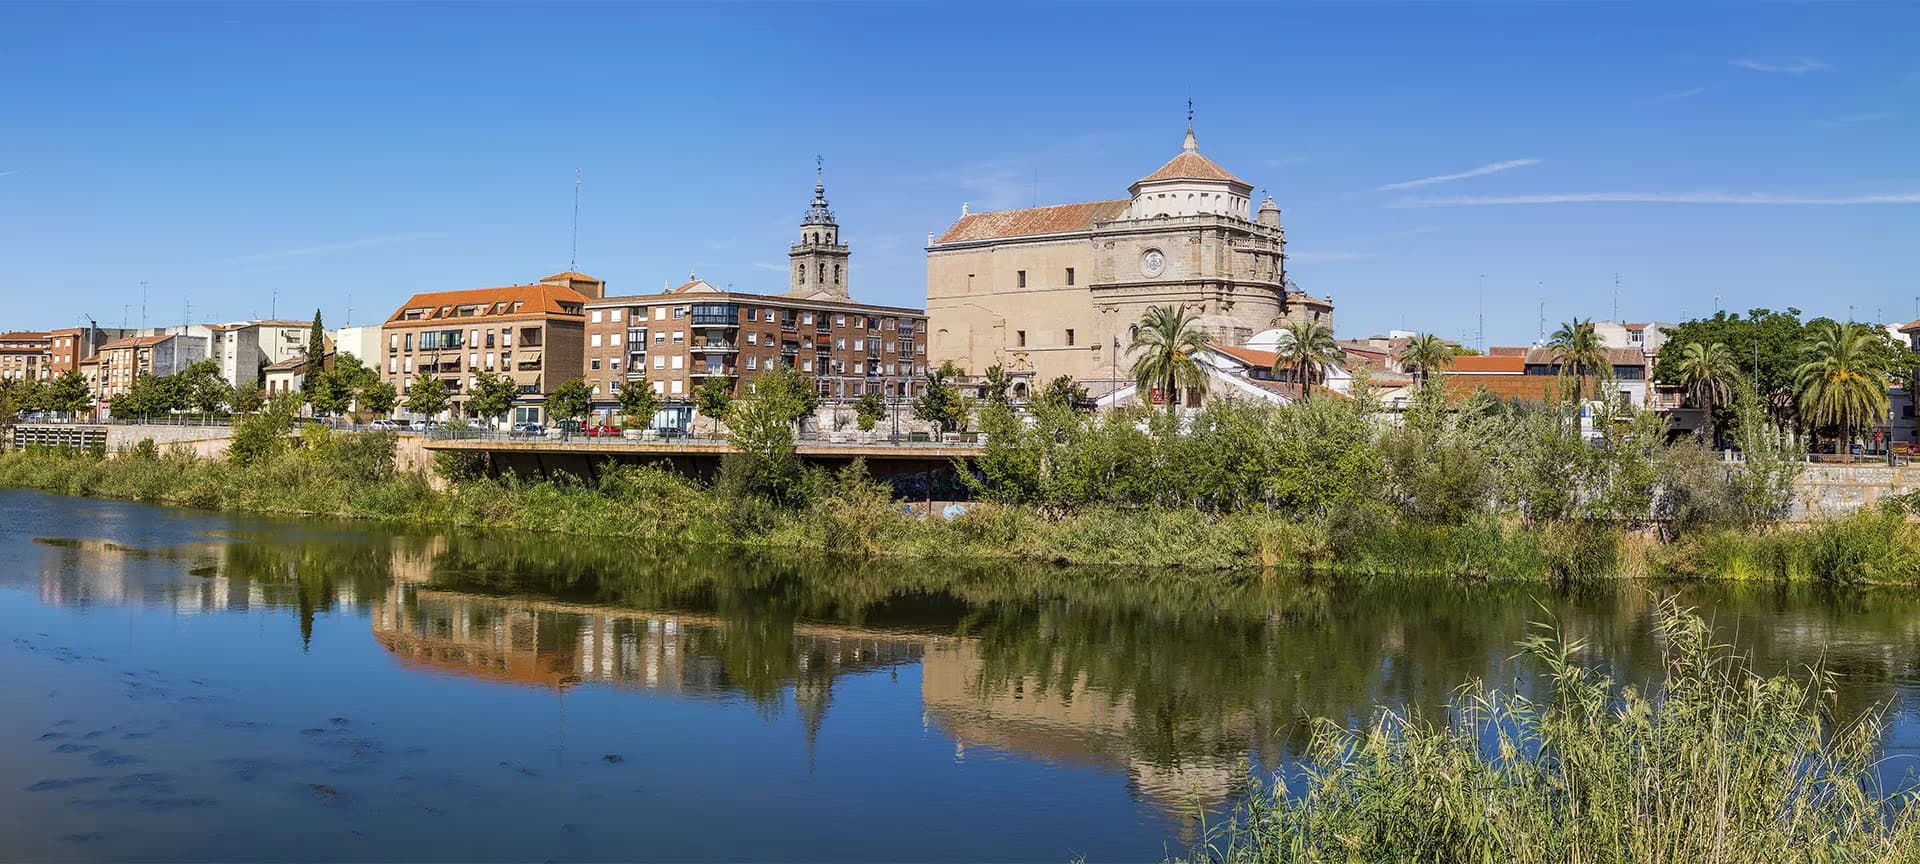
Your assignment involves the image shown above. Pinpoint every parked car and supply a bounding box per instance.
[585,423,619,438]
[369,419,404,431]
[511,422,547,437]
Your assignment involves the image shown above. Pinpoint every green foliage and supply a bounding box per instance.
[1671,339,1743,443]
[618,375,661,428]
[1271,318,1341,398]
[1033,374,1088,412]
[546,377,592,424]
[1795,319,1892,449]
[1653,308,1804,410]
[693,375,733,421]
[853,389,884,431]
[358,380,397,416]
[722,363,814,501]
[45,371,94,415]
[305,309,326,360]
[229,393,297,465]
[1399,332,1453,383]
[979,363,1013,408]
[464,370,518,423]
[229,381,265,414]
[1546,317,1609,404]
[1180,599,1920,863]
[913,362,969,432]
[403,372,449,418]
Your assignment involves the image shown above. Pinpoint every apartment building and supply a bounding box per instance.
[379,273,595,423]
[0,331,52,382]
[94,334,209,401]
[46,326,134,377]
[581,279,928,423]
[207,320,311,387]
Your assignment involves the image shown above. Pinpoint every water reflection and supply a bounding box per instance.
[20,515,1920,833]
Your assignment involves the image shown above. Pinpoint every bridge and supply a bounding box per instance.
[422,432,983,484]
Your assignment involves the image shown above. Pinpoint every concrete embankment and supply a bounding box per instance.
[1791,463,1920,520]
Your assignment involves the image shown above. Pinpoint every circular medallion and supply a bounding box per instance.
[1140,249,1166,278]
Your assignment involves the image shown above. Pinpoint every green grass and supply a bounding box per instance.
[1176,597,1920,863]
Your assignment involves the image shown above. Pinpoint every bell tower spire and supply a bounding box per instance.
[789,156,850,299]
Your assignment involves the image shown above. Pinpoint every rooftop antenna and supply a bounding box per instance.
[140,281,148,332]
[345,292,353,328]
[271,285,278,320]
[570,168,582,272]
[1536,282,1545,341]
[1477,273,1486,352]
[1611,273,1619,321]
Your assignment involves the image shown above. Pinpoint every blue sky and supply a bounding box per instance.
[1,3,1914,344]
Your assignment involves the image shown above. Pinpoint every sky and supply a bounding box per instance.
[1,3,1915,346]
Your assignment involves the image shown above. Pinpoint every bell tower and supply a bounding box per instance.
[788,157,851,299]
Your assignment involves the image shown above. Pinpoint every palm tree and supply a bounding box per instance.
[1127,305,1209,413]
[1271,319,1342,400]
[1401,333,1453,386]
[1672,341,1742,446]
[1794,320,1889,452]
[1547,318,1608,405]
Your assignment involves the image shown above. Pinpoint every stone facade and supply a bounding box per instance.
[925,125,1332,393]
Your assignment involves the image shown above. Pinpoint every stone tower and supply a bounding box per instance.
[788,159,851,299]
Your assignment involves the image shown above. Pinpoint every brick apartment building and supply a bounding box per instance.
[579,171,929,425]
[94,334,208,402]
[379,272,596,423]
[0,331,51,382]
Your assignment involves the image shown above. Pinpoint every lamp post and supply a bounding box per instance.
[1109,335,1119,410]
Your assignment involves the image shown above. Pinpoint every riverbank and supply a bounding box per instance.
[1,440,1915,581]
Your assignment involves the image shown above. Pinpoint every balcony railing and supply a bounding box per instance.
[691,313,738,327]
[690,341,738,353]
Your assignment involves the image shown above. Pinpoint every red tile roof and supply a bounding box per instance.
[541,271,603,283]
[1447,355,1526,374]
[1488,346,1529,357]
[1211,344,1279,368]
[1900,319,1920,333]
[1523,347,1647,366]
[100,336,170,350]
[934,200,1130,244]
[1133,151,1247,187]
[385,283,587,324]
[0,331,51,341]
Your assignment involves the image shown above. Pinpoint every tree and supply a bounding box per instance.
[694,375,734,434]
[45,371,94,416]
[1547,318,1608,406]
[191,370,231,415]
[853,389,885,431]
[1652,310,1806,424]
[1672,341,1742,445]
[358,380,397,416]
[465,370,519,426]
[914,362,969,432]
[1034,374,1089,412]
[546,377,593,429]
[305,309,327,360]
[1401,333,1454,386]
[618,375,661,429]
[1271,318,1340,400]
[1129,305,1210,412]
[305,365,353,417]
[723,363,815,499]
[230,381,266,414]
[403,372,449,418]
[1794,320,1890,451]
[980,363,1014,408]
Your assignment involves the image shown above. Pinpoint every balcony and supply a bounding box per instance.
[690,364,737,378]
[627,328,648,344]
[780,341,800,355]
[690,340,738,353]
[691,303,740,327]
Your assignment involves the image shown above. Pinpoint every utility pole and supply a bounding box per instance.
[1612,273,1620,322]
[570,168,582,272]
[1477,274,1485,352]
[140,281,148,332]
[270,285,278,320]
[1536,286,1545,342]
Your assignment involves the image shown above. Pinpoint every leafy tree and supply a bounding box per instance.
[230,392,298,465]
[305,309,327,360]
[12,378,49,414]
[1671,341,1742,445]
[1034,374,1089,412]
[230,381,265,414]
[1128,305,1210,412]
[546,377,593,427]
[979,363,1014,407]
[1547,318,1609,405]
[914,362,969,432]
[403,372,449,418]
[45,371,93,416]
[465,370,519,425]
[1652,309,1807,426]
[1401,332,1454,385]
[358,380,397,416]
[618,375,661,429]
[853,389,885,431]
[305,365,353,417]
[1272,318,1340,400]
[191,371,231,415]
[1795,320,1890,451]
[694,375,734,428]
[723,363,815,500]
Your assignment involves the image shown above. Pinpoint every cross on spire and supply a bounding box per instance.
[1187,97,1194,127]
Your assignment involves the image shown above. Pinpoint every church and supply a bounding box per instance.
[924,122,1332,395]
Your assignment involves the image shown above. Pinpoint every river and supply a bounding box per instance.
[3,488,1919,862]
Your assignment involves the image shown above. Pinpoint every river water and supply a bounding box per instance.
[3,489,1920,862]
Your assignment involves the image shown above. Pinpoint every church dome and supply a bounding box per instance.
[1131,126,1249,190]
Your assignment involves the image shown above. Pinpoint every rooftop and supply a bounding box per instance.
[933,200,1130,245]
[386,282,588,324]
[1447,355,1527,374]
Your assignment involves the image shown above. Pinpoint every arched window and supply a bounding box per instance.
[817,263,825,283]
[833,264,840,284]
[797,264,805,283]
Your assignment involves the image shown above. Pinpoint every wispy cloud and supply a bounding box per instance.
[906,132,1122,212]
[222,231,447,265]
[1639,84,1713,105]
[1812,111,1896,128]
[1388,191,1920,208]
[750,261,788,273]
[0,170,17,178]
[1731,58,1829,74]
[1376,158,1542,192]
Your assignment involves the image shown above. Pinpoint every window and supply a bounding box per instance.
[388,334,398,350]
[653,356,665,370]
[387,357,396,373]
[405,333,413,350]
[611,358,620,371]
[654,332,665,345]
[1065,329,1075,346]
[835,315,846,327]
[591,359,601,370]
[611,309,623,322]
[747,332,758,345]
[917,343,926,355]
[404,357,413,372]
[652,380,664,394]
[802,312,814,325]
[502,329,512,347]
[670,380,683,395]
[833,264,840,284]
[610,379,621,392]
[1016,330,1026,347]
[802,360,813,372]
[1065,267,1075,285]
[670,356,683,370]
[764,309,775,323]
[854,339,864,351]
[1017,270,1027,288]
[672,331,684,344]
[469,352,477,367]
[610,333,621,346]
[673,307,686,319]
[590,310,603,323]
[591,334,602,347]
[836,338,846,349]
[747,356,758,370]
[654,307,666,321]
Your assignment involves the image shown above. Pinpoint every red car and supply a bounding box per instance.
[584,424,619,438]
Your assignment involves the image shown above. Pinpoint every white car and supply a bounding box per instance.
[369,419,404,431]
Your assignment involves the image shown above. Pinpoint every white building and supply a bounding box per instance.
[331,325,383,367]
[207,320,312,387]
